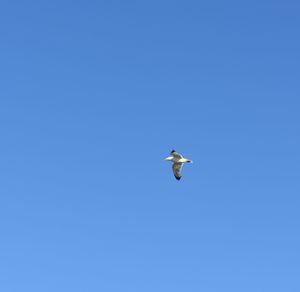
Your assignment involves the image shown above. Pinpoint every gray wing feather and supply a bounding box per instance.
[172,163,183,180]
[171,151,183,159]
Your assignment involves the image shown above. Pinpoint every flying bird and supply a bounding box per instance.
[164,150,193,180]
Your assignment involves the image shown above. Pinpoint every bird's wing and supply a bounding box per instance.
[171,150,183,159]
[172,162,183,180]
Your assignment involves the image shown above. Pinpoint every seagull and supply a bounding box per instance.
[164,150,193,180]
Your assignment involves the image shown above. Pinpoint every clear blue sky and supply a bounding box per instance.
[1,1,299,291]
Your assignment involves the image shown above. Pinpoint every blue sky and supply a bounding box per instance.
[1,1,300,291]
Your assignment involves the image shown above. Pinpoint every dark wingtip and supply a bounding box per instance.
[175,176,181,181]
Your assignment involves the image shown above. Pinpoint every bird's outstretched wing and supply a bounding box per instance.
[171,150,183,159]
[172,162,183,180]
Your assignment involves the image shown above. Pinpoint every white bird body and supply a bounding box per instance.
[164,150,193,180]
